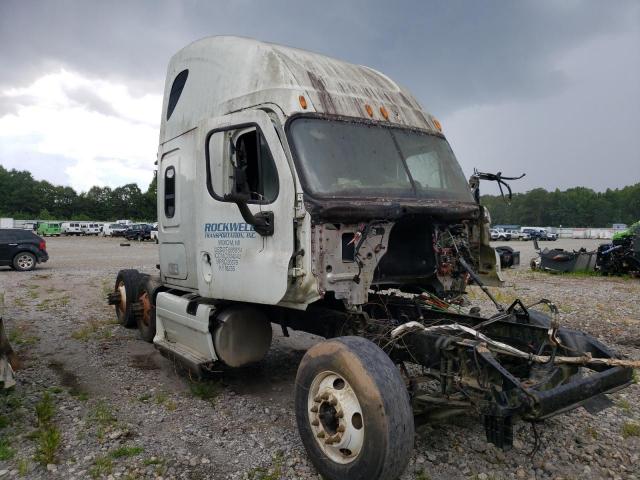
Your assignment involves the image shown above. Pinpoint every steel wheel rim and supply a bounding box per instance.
[308,370,364,464]
[17,254,34,269]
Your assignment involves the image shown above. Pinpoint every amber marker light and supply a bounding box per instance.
[365,104,374,117]
[433,118,442,132]
[379,106,389,120]
[299,95,308,109]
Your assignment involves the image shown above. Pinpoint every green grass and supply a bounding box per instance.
[632,369,639,384]
[17,457,30,476]
[7,327,39,346]
[89,456,113,478]
[110,445,143,458]
[153,392,177,411]
[0,438,15,460]
[142,457,164,466]
[247,452,283,480]
[71,390,89,402]
[71,319,116,341]
[189,381,221,403]
[137,393,152,402]
[0,414,9,429]
[622,422,640,438]
[91,402,117,427]
[26,285,40,299]
[616,399,632,413]
[36,295,70,311]
[585,426,599,440]
[35,391,55,426]
[415,472,432,480]
[34,425,61,465]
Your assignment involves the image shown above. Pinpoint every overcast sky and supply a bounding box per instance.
[0,0,638,195]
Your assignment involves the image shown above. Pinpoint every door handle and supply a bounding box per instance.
[8,243,17,246]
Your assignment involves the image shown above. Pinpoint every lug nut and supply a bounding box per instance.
[311,419,319,426]
[317,431,325,438]
[337,425,345,433]
[310,405,318,413]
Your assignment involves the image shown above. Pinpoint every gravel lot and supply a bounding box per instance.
[0,236,638,479]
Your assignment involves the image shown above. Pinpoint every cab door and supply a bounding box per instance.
[197,110,295,305]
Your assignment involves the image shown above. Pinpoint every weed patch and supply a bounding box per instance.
[247,452,283,480]
[35,391,55,426]
[89,456,113,478]
[34,425,61,465]
[7,326,39,346]
[110,445,143,458]
[0,438,15,460]
[622,422,640,438]
[189,381,220,403]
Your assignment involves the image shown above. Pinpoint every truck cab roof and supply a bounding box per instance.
[160,36,441,144]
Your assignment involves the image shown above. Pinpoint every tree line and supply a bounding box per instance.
[481,184,640,228]
[1,164,639,227]
[0,165,157,221]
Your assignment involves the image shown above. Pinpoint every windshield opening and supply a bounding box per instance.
[287,117,473,202]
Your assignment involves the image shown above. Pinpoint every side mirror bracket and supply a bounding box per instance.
[223,193,274,237]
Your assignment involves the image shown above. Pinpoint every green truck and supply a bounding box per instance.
[36,222,62,237]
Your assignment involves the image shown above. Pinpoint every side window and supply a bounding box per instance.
[207,126,279,204]
[166,69,188,121]
[164,166,176,218]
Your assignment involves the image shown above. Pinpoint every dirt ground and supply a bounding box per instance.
[0,236,638,479]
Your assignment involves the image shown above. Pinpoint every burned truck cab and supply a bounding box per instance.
[107,36,635,480]
[155,36,498,315]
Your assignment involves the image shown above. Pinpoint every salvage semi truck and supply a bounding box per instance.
[109,37,636,480]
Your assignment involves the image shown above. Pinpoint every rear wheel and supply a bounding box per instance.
[134,275,157,342]
[295,336,414,480]
[113,269,141,328]
[13,252,36,271]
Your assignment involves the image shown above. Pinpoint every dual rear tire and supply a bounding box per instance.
[113,269,157,342]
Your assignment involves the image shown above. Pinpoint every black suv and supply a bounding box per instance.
[0,229,49,271]
[123,224,152,241]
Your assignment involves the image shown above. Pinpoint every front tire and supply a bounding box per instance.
[13,252,36,271]
[295,336,414,480]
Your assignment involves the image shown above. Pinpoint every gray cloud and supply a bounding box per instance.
[0,0,638,191]
[63,85,120,117]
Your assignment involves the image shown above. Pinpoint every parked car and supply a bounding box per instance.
[37,222,62,237]
[490,228,511,241]
[521,228,557,241]
[0,229,49,271]
[123,224,153,241]
[103,223,129,237]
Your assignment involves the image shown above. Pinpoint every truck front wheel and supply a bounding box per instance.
[295,336,414,480]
